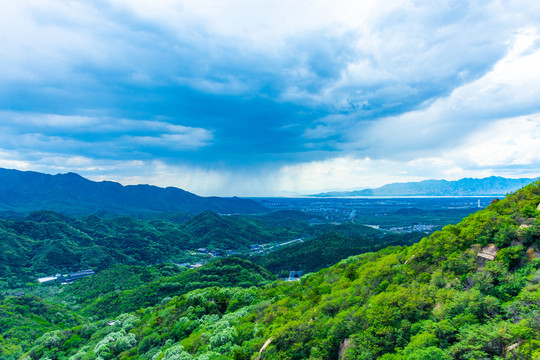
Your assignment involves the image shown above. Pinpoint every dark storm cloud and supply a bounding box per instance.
[1,0,540,194]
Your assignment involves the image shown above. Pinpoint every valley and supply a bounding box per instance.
[0,195,490,290]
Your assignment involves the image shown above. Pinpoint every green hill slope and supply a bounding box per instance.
[0,211,302,288]
[0,295,84,359]
[0,210,403,288]
[181,210,302,249]
[251,230,423,276]
[61,257,275,319]
[0,212,191,287]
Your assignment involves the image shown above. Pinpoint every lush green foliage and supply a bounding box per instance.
[181,211,303,249]
[61,263,186,304]
[0,295,83,360]
[3,182,540,359]
[0,210,302,288]
[61,258,275,319]
[251,231,423,276]
[0,208,426,289]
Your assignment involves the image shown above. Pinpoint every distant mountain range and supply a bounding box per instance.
[313,176,538,197]
[0,168,266,216]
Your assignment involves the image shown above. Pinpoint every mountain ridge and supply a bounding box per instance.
[313,176,538,197]
[0,168,267,216]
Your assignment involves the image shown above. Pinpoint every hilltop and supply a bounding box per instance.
[0,168,266,217]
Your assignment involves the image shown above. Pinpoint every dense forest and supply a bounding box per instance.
[250,231,423,277]
[1,182,540,359]
[0,209,301,288]
[0,208,420,289]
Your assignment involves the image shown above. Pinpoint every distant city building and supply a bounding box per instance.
[39,269,95,284]
[288,271,304,281]
[175,262,191,267]
[60,269,95,283]
[38,275,60,283]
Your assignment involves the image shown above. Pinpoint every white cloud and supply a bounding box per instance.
[0,112,213,152]
[346,27,540,159]
[0,1,120,83]
[111,0,381,45]
[448,115,540,168]
[121,131,212,150]
[2,0,530,102]
[0,150,33,170]
[174,75,250,95]
[88,161,278,197]
[4,112,98,128]
[277,157,424,194]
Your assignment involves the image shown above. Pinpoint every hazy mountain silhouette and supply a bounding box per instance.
[0,168,266,216]
[314,176,538,197]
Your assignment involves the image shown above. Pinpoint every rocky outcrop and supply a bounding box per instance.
[477,244,499,261]
[338,338,352,359]
[256,337,274,359]
[526,247,540,262]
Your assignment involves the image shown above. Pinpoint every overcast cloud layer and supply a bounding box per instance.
[1,0,540,196]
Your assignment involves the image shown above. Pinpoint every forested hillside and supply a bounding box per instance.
[0,210,298,287]
[0,209,398,288]
[60,258,275,319]
[251,231,423,277]
[2,182,540,359]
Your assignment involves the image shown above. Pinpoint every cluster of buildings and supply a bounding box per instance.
[280,271,304,281]
[250,242,282,255]
[37,269,95,284]
[175,262,204,269]
[249,244,265,255]
[195,248,239,257]
[387,224,436,233]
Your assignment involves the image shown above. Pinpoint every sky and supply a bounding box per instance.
[2,0,540,196]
